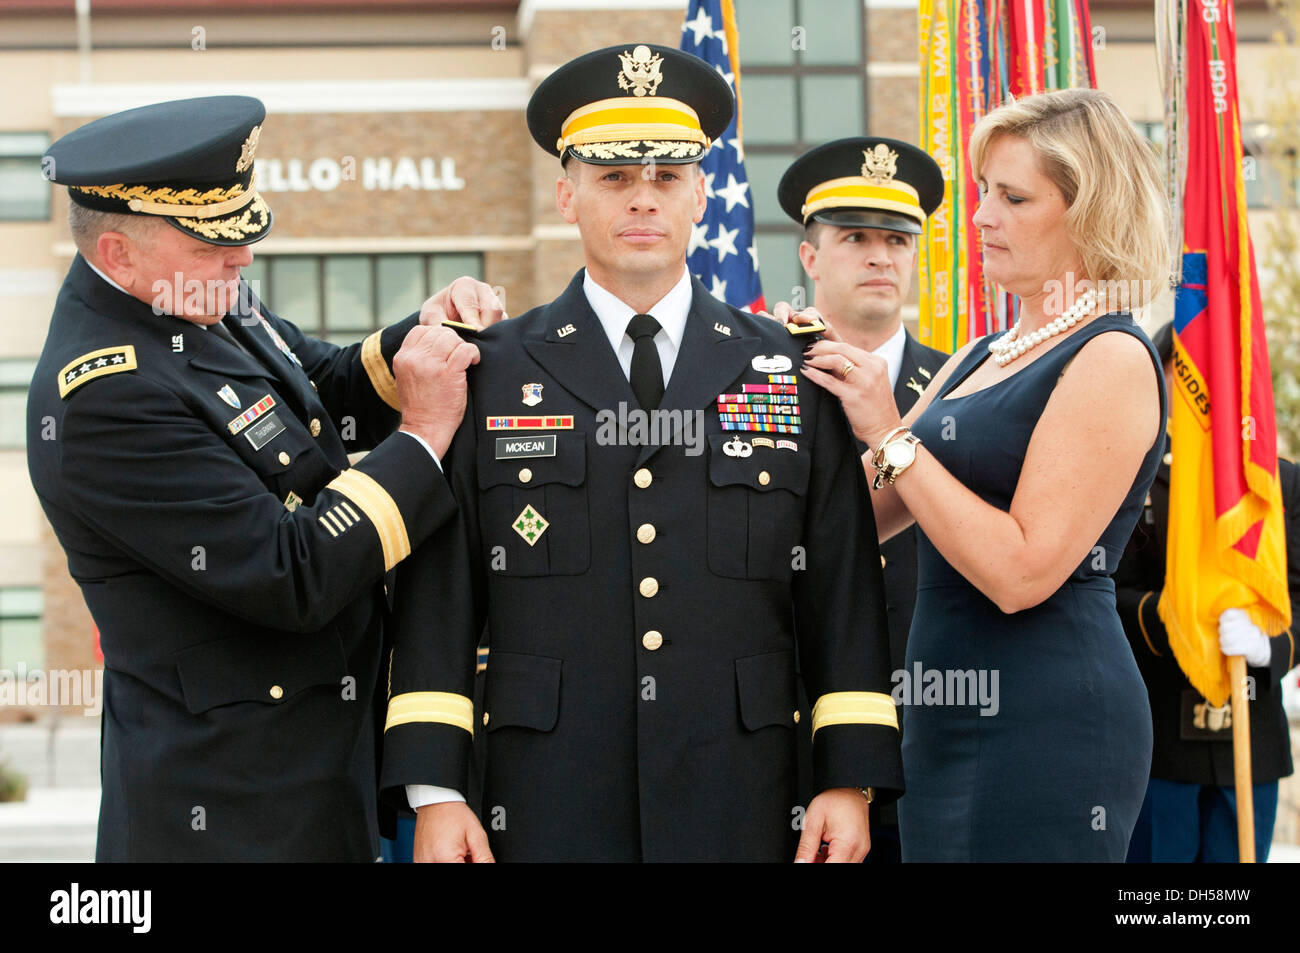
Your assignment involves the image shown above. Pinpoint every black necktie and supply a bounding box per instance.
[210,317,253,357]
[626,313,664,411]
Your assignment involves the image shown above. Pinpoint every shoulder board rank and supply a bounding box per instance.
[442,319,480,336]
[59,345,137,398]
[785,318,827,336]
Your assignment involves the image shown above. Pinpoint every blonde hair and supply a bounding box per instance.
[968,88,1170,310]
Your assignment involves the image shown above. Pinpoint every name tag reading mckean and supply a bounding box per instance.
[495,435,557,460]
[245,411,287,450]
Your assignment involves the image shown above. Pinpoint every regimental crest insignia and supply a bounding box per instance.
[521,382,544,407]
[906,377,924,398]
[861,143,899,185]
[236,125,261,173]
[218,384,241,408]
[618,45,664,97]
[513,504,550,547]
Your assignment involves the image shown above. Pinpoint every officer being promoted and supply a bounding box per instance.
[1117,323,1299,862]
[777,138,947,862]
[27,96,496,861]
[380,44,903,862]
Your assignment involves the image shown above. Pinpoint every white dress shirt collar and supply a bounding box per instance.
[582,267,694,386]
[872,322,908,392]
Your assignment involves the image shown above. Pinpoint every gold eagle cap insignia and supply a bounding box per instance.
[617,45,664,97]
[236,125,261,173]
[861,143,899,184]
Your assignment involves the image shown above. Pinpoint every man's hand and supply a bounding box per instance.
[393,324,480,458]
[413,801,495,863]
[1219,608,1272,668]
[419,276,507,329]
[794,788,871,863]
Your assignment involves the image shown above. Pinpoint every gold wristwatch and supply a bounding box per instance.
[871,427,921,490]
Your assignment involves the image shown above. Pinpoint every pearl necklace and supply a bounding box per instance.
[987,289,1098,367]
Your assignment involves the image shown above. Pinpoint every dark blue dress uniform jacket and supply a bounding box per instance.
[381,270,903,861]
[26,255,456,861]
[1115,445,1298,786]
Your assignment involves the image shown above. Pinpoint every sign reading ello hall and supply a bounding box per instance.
[257,156,466,193]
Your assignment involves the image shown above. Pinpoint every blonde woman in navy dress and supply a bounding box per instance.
[789,89,1169,860]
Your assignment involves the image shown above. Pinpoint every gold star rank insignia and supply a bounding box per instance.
[513,504,549,547]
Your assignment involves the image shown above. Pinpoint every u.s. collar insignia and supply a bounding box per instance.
[752,354,793,374]
[917,365,932,380]
[714,322,732,336]
[862,143,899,184]
[618,45,664,97]
[218,384,241,408]
[556,323,577,338]
[906,377,924,398]
[236,125,261,173]
[723,436,753,458]
[521,383,543,407]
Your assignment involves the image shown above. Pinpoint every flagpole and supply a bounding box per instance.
[1227,655,1255,862]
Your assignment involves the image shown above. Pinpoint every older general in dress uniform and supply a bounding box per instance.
[779,138,946,862]
[27,96,489,861]
[380,44,903,863]
[1117,323,1300,862]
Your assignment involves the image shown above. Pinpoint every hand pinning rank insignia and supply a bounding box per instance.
[717,373,802,434]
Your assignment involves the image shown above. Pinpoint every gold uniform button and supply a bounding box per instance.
[636,523,656,544]
[634,468,653,489]
[309,418,322,437]
[642,630,663,651]
[519,467,533,483]
[269,685,284,700]
[1163,451,1173,467]
[793,710,801,724]
[277,451,291,466]
[639,576,659,598]
[483,712,490,727]
[881,555,887,568]
[310,379,318,390]
[758,470,771,486]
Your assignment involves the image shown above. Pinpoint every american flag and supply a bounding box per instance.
[680,0,764,313]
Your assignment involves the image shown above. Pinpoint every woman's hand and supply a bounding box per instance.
[801,333,904,450]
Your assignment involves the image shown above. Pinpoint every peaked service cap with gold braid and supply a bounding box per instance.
[778,137,944,236]
[527,43,734,165]
[45,95,272,246]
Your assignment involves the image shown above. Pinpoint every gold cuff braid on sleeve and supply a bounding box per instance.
[361,330,401,411]
[325,468,409,571]
[810,691,898,738]
[385,692,475,736]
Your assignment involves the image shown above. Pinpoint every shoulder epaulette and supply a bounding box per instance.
[442,319,480,335]
[785,318,827,336]
[58,345,137,398]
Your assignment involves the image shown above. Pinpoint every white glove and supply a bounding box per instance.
[1218,608,1272,668]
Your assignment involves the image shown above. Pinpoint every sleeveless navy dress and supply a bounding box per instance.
[898,314,1165,861]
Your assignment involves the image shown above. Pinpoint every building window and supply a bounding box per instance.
[0,588,43,673]
[240,252,484,346]
[737,0,869,306]
[0,359,36,450]
[0,133,51,221]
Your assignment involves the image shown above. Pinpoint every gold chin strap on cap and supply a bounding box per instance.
[71,174,259,219]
